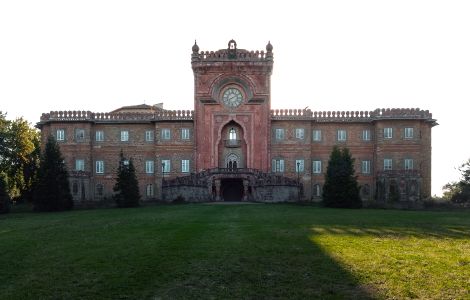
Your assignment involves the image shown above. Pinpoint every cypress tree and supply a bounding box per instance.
[33,135,73,211]
[113,151,140,207]
[323,146,362,208]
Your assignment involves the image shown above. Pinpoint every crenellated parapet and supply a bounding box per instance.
[191,40,274,63]
[38,109,194,125]
[271,108,436,124]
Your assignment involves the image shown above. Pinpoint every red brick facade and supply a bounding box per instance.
[37,40,437,204]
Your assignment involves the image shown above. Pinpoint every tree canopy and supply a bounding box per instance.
[0,112,40,201]
[113,151,140,207]
[33,135,73,211]
[323,146,362,208]
[443,159,470,203]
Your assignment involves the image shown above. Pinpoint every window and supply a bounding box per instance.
[405,159,414,170]
[362,129,371,141]
[362,160,371,174]
[56,129,65,141]
[313,184,321,197]
[181,128,190,140]
[384,159,393,171]
[312,130,322,142]
[404,127,414,139]
[295,159,304,172]
[229,128,237,140]
[384,128,393,139]
[95,130,104,142]
[145,130,154,142]
[312,160,322,174]
[75,129,85,141]
[146,184,154,197]
[95,184,104,197]
[337,130,347,141]
[181,159,190,173]
[75,159,85,171]
[145,160,154,174]
[95,160,104,174]
[162,159,170,174]
[271,159,285,172]
[161,129,171,140]
[72,181,78,195]
[295,128,305,139]
[275,128,285,140]
[120,130,129,142]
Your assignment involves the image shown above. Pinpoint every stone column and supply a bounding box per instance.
[215,179,221,202]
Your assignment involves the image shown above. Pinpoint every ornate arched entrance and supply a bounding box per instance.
[218,121,246,168]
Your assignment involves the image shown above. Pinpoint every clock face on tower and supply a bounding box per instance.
[222,88,243,108]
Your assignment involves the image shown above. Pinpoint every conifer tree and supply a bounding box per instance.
[323,146,362,208]
[33,135,73,211]
[113,151,140,207]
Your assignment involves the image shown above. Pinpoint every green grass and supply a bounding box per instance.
[1,204,469,299]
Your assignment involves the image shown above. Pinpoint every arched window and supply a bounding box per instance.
[229,128,236,140]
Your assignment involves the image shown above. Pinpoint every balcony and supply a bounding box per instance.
[224,139,241,148]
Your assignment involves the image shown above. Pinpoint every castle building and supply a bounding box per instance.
[37,40,437,204]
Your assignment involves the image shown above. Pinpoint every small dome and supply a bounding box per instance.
[192,40,199,53]
[266,41,273,52]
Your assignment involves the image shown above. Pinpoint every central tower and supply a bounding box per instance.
[191,40,274,172]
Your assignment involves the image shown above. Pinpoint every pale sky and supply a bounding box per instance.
[1,0,469,196]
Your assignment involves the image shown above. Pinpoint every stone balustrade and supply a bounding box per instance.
[193,49,270,62]
[40,109,194,123]
[271,108,434,122]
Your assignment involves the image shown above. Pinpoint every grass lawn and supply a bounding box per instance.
[1,204,469,299]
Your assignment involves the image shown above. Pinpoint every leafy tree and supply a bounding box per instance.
[0,174,10,214]
[443,159,470,203]
[33,136,73,211]
[0,113,40,201]
[113,151,140,207]
[323,146,362,208]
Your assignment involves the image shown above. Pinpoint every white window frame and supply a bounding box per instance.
[275,128,285,140]
[75,159,85,171]
[312,160,322,174]
[362,129,371,141]
[384,159,393,171]
[362,160,371,174]
[295,159,304,173]
[337,130,347,141]
[404,127,414,139]
[95,130,104,142]
[145,130,154,142]
[146,184,154,197]
[181,159,190,173]
[145,160,154,174]
[161,129,171,140]
[95,160,104,174]
[404,159,414,170]
[384,128,393,139]
[295,128,305,139]
[162,159,171,173]
[56,129,65,141]
[272,159,285,173]
[120,130,129,142]
[312,130,322,142]
[181,128,190,140]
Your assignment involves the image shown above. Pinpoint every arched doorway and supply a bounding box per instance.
[221,178,244,201]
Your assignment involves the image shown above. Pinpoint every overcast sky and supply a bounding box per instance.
[1,0,469,196]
